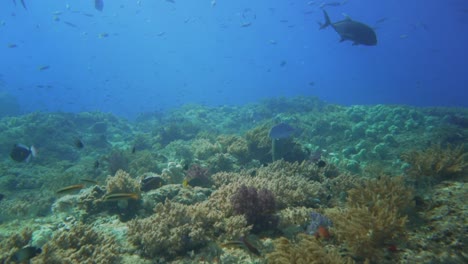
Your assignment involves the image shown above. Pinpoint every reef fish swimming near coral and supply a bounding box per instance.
[12,246,42,262]
[269,123,295,139]
[104,192,140,201]
[10,144,36,162]
[74,138,84,149]
[319,9,377,46]
[56,184,85,194]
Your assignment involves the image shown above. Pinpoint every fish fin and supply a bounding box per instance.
[13,0,17,6]
[319,9,331,29]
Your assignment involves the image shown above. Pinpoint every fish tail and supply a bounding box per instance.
[319,10,331,29]
[30,146,37,158]
[20,0,27,9]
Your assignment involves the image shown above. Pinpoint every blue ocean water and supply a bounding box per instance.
[1,0,467,118]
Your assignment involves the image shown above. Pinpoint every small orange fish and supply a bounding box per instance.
[314,225,330,239]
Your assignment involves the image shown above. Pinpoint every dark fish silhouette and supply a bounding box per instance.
[74,138,84,149]
[269,123,294,139]
[10,144,36,162]
[95,0,104,11]
[94,160,100,169]
[320,10,377,46]
[12,246,41,262]
[13,0,27,10]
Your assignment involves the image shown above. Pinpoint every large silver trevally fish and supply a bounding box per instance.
[319,10,377,46]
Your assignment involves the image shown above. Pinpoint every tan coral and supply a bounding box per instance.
[266,234,355,264]
[0,228,33,263]
[34,223,121,264]
[127,199,215,259]
[401,143,467,181]
[325,176,413,262]
[212,160,326,209]
[105,170,140,195]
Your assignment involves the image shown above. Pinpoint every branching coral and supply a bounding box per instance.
[34,223,121,264]
[106,149,130,175]
[231,185,278,233]
[401,144,467,182]
[185,164,212,187]
[245,123,273,164]
[212,160,326,209]
[0,228,33,263]
[191,138,222,160]
[104,170,141,221]
[105,170,140,195]
[266,234,355,264]
[127,199,213,259]
[326,176,413,262]
[217,134,250,162]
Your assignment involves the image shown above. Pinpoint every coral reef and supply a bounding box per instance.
[0,96,466,263]
[266,234,355,264]
[105,170,141,195]
[401,144,467,183]
[217,134,251,162]
[0,228,33,263]
[326,176,413,262]
[104,170,141,221]
[106,149,130,175]
[127,199,213,260]
[212,161,326,209]
[34,223,121,264]
[231,185,279,233]
[307,211,333,236]
[184,164,212,187]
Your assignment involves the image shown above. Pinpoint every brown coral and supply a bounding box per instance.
[401,144,467,182]
[34,223,121,264]
[105,170,140,195]
[326,176,413,262]
[266,234,355,264]
[127,199,213,259]
[212,160,326,209]
[0,228,33,263]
